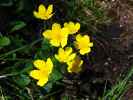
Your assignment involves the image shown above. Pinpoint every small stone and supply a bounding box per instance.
[104,62,109,66]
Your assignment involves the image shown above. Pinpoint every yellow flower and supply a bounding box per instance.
[55,47,76,63]
[29,58,53,87]
[75,34,93,55]
[67,56,83,73]
[33,4,53,20]
[43,23,69,47]
[64,22,80,34]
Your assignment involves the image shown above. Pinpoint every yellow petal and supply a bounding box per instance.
[33,4,53,20]
[76,34,82,41]
[33,11,40,19]
[37,78,48,87]
[64,22,68,27]
[29,70,40,80]
[46,58,53,74]
[67,62,73,73]
[38,4,46,14]
[52,23,61,30]
[65,47,72,55]
[84,35,90,42]
[67,56,83,73]
[50,39,60,47]
[79,60,83,66]
[69,22,74,27]
[45,14,53,20]
[61,27,69,36]
[55,54,59,61]
[46,4,53,15]
[80,48,91,55]
[64,22,80,34]
[58,48,64,55]
[42,30,52,39]
[61,38,67,48]
[55,48,76,63]
[55,48,65,62]
[75,23,80,31]
[33,60,46,70]
[68,53,76,62]
[89,42,93,47]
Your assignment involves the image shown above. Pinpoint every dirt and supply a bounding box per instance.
[95,0,133,99]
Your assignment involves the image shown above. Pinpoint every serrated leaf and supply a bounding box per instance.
[0,36,10,47]
[10,21,26,32]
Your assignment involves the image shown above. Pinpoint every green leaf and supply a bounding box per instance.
[41,39,51,51]
[61,96,70,100]
[15,0,34,13]
[14,74,31,88]
[44,82,53,92]
[22,63,33,73]
[10,21,26,32]
[50,69,63,82]
[0,36,10,47]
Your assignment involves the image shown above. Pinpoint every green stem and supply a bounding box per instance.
[0,32,3,37]
[0,38,42,59]
[0,73,19,79]
[43,89,62,99]
[0,58,31,61]
[0,86,5,100]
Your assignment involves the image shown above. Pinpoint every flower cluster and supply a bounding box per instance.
[30,4,93,87]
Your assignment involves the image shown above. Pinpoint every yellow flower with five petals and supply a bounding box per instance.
[43,23,69,47]
[67,56,83,73]
[55,47,76,63]
[64,22,80,34]
[29,58,53,87]
[33,4,53,20]
[75,34,93,55]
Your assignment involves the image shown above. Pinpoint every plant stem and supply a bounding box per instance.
[0,38,42,59]
[43,89,62,99]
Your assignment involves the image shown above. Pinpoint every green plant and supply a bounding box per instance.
[100,67,133,100]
